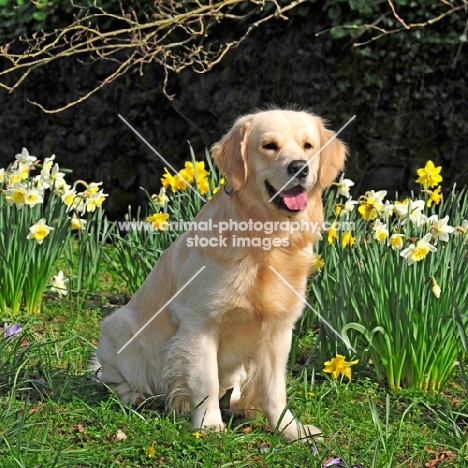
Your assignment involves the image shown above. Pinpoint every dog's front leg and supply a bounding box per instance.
[259,327,322,442]
[165,327,225,432]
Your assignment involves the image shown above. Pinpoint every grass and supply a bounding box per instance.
[1,154,468,466]
[1,288,467,467]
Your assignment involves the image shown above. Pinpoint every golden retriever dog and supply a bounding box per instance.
[96,108,346,441]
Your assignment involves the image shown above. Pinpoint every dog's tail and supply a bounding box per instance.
[88,351,102,382]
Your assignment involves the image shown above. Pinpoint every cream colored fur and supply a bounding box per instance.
[96,109,346,441]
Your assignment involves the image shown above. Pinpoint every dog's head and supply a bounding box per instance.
[211,109,347,217]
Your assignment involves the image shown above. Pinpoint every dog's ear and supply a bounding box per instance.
[211,116,252,193]
[318,120,348,188]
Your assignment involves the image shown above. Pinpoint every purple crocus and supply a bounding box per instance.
[323,458,363,468]
[323,459,344,468]
[3,323,22,338]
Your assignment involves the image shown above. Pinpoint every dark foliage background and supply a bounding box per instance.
[1,0,467,218]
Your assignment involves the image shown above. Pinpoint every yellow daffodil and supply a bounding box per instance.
[311,252,325,271]
[196,175,209,195]
[358,190,387,221]
[146,212,170,230]
[341,230,356,248]
[27,218,54,244]
[323,354,359,380]
[161,168,177,191]
[389,233,404,250]
[425,186,442,207]
[327,221,338,244]
[400,233,437,265]
[209,178,225,199]
[181,161,209,183]
[193,431,203,438]
[415,160,442,189]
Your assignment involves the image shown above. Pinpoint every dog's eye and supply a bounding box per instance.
[304,142,313,150]
[263,142,278,151]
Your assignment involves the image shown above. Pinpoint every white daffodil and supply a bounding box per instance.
[380,201,395,220]
[83,181,103,198]
[394,199,426,227]
[400,233,437,265]
[4,182,27,208]
[24,188,44,207]
[429,215,454,243]
[41,154,56,177]
[339,198,358,218]
[454,220,468,242]
[372,219,389,243]
[152,187,169,210]
[85,190,107,212]
[70,215,87,230]
[389,233,405,250]
[14,148,37,166]
[335,174,355,198]
[50,271,69,296]
[0,168,5,184]
[62,186,78,208]
[27,218,54,244]
[425,214,439,225]
[42,163,66,189]
[9,167,29,184]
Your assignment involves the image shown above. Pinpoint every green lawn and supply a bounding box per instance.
[1,294,467,468]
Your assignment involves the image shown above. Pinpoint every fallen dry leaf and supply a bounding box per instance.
[424,446,456,467]
[116,429,127,440]
[77,424,86,434]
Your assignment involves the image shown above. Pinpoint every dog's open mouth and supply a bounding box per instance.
[265,181,308,212]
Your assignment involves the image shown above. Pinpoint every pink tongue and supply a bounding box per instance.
[282,191,308,211]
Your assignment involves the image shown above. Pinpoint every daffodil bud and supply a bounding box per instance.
[430,276,441,298]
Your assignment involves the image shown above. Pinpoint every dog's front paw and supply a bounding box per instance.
[281,422,323,442]
[193,414,226,433]
[300,424,323,442]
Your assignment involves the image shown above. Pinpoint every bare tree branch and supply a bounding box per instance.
[0,0,306,113]
[316,0,467,48]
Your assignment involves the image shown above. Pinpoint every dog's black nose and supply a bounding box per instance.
[287,160,309,179]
